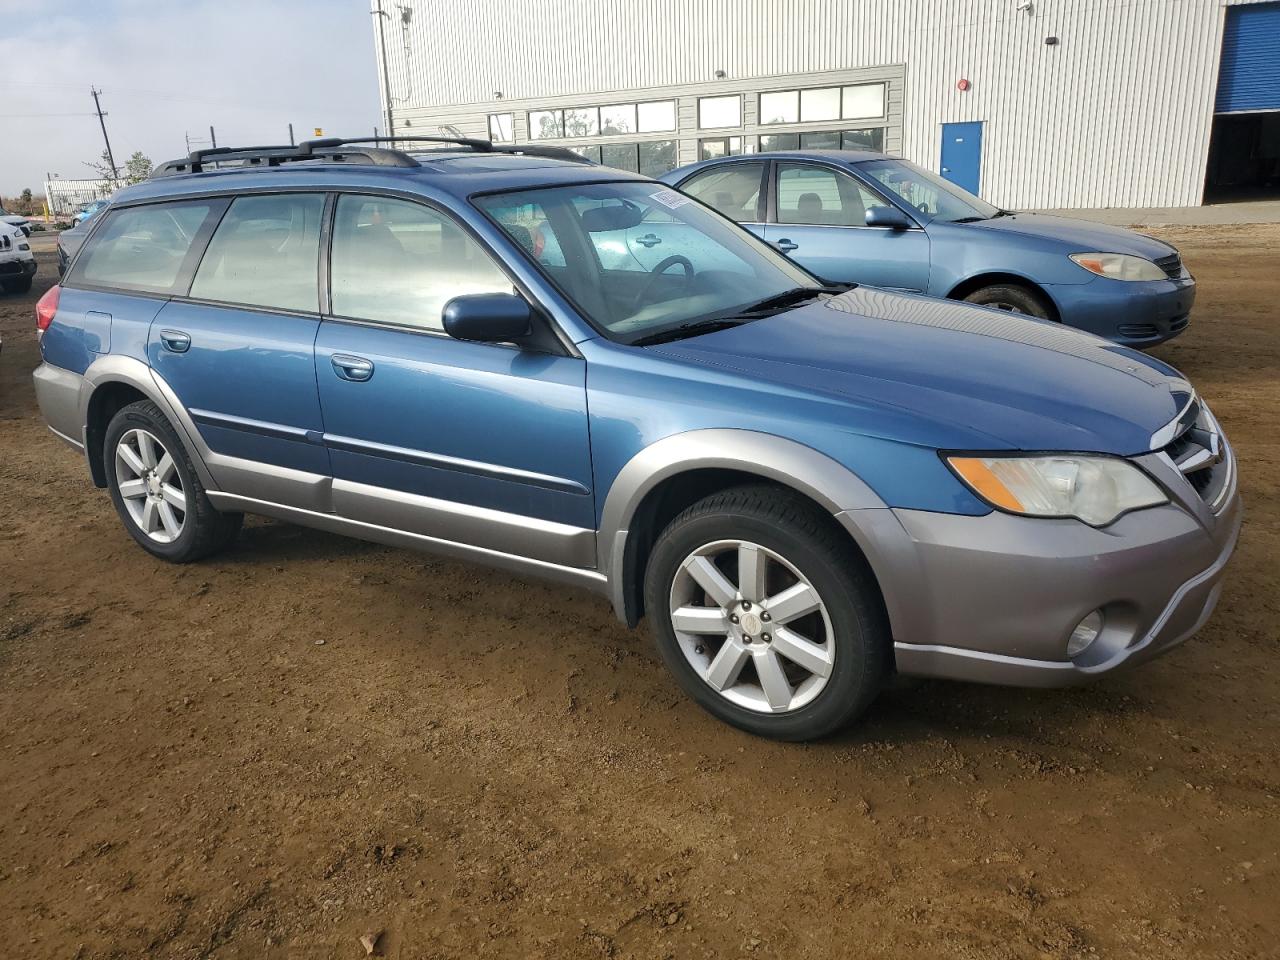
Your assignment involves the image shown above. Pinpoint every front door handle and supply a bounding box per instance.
[331,354,374,382]
[635,233,663,248]
[774,239,799,252]
[159,329,191,353]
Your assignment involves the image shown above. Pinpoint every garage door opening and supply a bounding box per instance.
[1204,112,1280,202]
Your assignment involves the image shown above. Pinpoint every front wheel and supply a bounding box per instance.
[104,400,242,562]
[644,485,889,741]
[962,283,1052,319]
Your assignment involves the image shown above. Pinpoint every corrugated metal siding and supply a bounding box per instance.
[1216,2,1280,113]
[373,0,1238,208]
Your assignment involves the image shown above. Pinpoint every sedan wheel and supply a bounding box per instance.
[114,427,188,543]
[669,539,835,714]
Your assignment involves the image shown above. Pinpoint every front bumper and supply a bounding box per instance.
[878,452,1241,687]
[1050,274,1195,348]
[0,256,37,279]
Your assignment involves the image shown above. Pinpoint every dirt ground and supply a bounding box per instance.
[1,226,1277,960]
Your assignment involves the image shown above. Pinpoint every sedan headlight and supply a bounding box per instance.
[1069,252,1167,282]
[947,455,1167,526]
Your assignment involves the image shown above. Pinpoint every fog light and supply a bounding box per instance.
[1067,610,1104,657]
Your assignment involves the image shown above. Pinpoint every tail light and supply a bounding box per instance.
[35,284,60,336]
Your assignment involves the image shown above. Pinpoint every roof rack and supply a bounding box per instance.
[151,135,594,178]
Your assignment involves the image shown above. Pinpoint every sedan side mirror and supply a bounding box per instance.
[865,206,913,230]
[442,293,533,344]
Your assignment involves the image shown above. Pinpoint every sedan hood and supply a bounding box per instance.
[965,212,1176,260]
[649,287,1190,454]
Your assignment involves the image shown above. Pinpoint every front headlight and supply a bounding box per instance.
[947,455,1167,526]
[1069,252,1167,282]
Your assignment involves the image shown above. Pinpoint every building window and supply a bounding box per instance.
[570,145,602,163]
[601,142,638,172]
[529,110,564,140]
[842,83,885,120]
[698,95,741,129]
[587,140,678,175]
[637,100,677,133]
[488,113,514,143]
[564,107,600,138]
[637,140,677,176]
[600,104,636,135]
[759,133,800,152]
[759,91,798,125]
[800,87,842,122]
[699,136,745,160]
[839,127,885,151]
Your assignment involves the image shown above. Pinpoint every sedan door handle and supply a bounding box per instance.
[159,329,191,353]
[635,233,663,248]
[774,239,799,252]
[331,354,374,382]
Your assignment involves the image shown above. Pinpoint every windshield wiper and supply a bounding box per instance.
[630,318,751,347]
[731,285,845,317]
[992,208,1016,218]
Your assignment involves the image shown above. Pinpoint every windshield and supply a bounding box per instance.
[475,181,820,344]
[859,159,1000,223]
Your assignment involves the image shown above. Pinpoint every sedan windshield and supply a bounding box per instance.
[475,181,822,344]
[859,158,1000,223]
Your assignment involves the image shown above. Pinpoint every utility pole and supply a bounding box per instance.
[209,126,217,149]
[373,0,396,144]
[288,123,295,146]
[90,87,118,183]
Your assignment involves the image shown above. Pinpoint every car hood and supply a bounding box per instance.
[1,214,29,226]
[648,287,1190,453]
[959,212,1175,259]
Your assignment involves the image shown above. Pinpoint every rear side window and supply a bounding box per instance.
[329,195,511,332]
[71,200,218,294]
[679,163,765,222]
[190,193,325,313]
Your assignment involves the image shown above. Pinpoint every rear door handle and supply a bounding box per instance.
[774,239,799,252]
[159,329,191,353]
[331,354,374,382]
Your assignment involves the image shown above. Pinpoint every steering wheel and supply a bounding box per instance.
[633,254,695,309]
[916,202,932,215]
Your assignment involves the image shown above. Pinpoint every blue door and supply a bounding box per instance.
[940,122,984,196]
[313,194,596,567]
[762,161,931,292]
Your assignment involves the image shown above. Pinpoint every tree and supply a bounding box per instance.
[83,149,151,185]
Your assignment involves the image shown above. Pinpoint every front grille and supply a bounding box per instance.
[1160,398,1230,510]
[1155,253,1183,279]
[0,233,10,251]
[1118,322,1160,339]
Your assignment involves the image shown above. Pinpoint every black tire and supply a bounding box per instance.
[962,283,1052,319]
[2,276,33,295]
[643,484,889,741]
[103,400,242,563]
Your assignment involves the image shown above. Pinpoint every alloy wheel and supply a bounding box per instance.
[668,539,835,713]
[114,428,187,543]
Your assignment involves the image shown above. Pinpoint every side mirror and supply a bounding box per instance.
[442,293,532,344]
[865,205,913,230]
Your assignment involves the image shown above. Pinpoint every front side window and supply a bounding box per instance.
[330,195,511,332]
[698,95,741,129]
[861,158,998,222]
[679,162,764,221]
[776,163,883,227]
[71,200,218,294]
[190,193,324,312]
[477,180,814,343]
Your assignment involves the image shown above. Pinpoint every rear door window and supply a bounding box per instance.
[190,193,325,313]
[70,200,220,294]
[678,162,766,222]
[329,195,512,332]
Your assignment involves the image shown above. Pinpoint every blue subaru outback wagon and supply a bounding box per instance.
[33,137,1240,740]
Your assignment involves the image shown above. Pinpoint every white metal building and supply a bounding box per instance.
[371,0,1280,209]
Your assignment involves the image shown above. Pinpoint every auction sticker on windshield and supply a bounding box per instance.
[650,189,692,210]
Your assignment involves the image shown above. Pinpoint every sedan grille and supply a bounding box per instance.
[0,233,9,251]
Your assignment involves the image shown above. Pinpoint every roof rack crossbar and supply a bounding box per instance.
[151,134,598,179]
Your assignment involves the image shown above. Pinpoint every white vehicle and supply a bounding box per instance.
[0,202,32,237]
[0,222,37,295]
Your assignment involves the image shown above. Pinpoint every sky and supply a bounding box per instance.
[0,0,383,196]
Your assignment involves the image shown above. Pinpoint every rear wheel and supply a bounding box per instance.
[962,282,1052,319]
[644,485,889,741]
[104,400,241,562]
